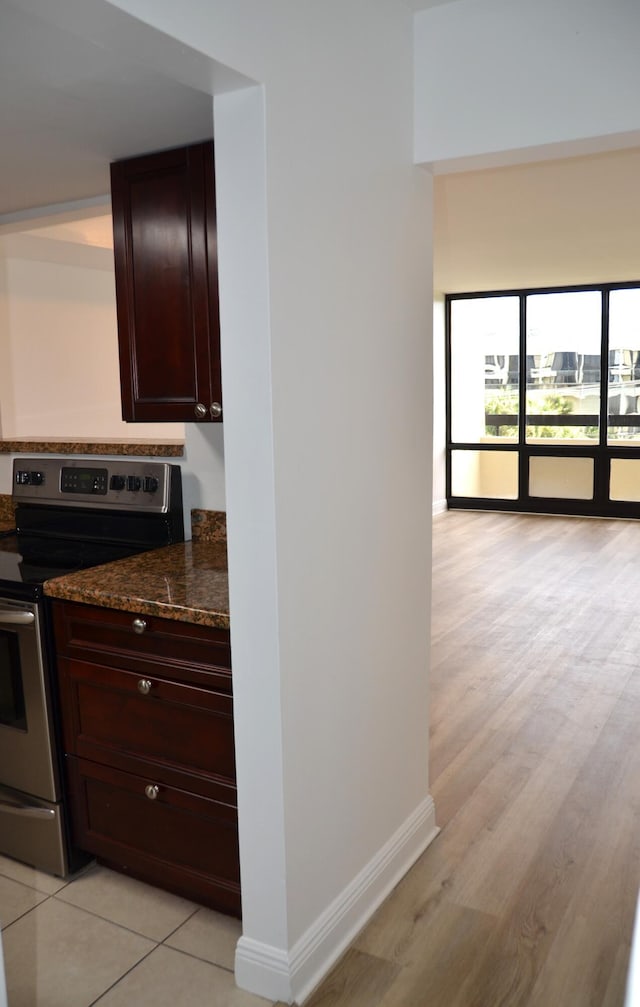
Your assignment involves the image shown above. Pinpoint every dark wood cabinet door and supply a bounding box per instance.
[67,756,241,916]
[53,601,232,693]
[53,601,239,915]
[111,141,222,423]
[58,656,236,785]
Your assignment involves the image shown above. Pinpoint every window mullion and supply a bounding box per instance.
[600,289,609,449]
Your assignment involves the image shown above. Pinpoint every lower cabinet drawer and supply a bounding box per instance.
[52,601,232,692]
[60,657,235,785]
[66,756,241,917]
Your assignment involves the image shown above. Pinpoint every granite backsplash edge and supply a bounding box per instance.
[0,494,15,523]
[190,509,226,543]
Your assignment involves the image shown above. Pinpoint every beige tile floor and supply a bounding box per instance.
[0,856,276,1007]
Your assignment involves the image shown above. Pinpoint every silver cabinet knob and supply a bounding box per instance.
[210,402,222,419]
[132,618,147,635]
[137,679,152,695]
[144,784,159,801]
[194,402,207,419]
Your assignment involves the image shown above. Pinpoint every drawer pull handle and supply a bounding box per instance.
[137,679,152,695]
[145,784,159,801]
[132,618,147,635]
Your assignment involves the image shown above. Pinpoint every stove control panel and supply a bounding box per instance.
[13,459,177,513]
[15,469,45,487]
[61,467,108,495]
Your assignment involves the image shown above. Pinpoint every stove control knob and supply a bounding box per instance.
[15,470,30,485]
[30,471,44,486]
[127,476,141,492]
[142,476,159,494]
[110,475,126,491]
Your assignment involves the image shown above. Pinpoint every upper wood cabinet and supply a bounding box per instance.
[110,141,222,423]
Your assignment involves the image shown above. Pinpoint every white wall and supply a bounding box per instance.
[420,0,640,514]
[435,147,640,293]
[98,1,435,1001]
[181,425,226,514]
[213,84,290,971]
[0,234,184,441]
[415,0,640,170]
[0,253,11,439]
[432,147,640,507]
[3,249,121,436]
[0,231,226,531]
[0,929,6,1007]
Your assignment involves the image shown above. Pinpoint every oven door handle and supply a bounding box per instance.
[0,609,35,626]
[0,796,55,819]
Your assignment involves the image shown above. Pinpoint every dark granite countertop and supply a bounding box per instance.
[44,539,229,629]
[0,494,15,534]
[0,498,15,536]
[0,439,184,456]
[43,510,229,630]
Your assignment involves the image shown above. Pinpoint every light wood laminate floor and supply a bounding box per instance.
[306,510,640,1006]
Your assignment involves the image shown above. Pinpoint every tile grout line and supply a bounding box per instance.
[87,942,160,1007]
[0,862,240,972]
[159,903,201,942]
[157,904,243,975]
[48,889,198,943]
[158,939,237,975]
[0,892,56,934]
[160,901,246,975]
[0,867,67,897]
[87,944,245,1005]
[0,880,239,1004]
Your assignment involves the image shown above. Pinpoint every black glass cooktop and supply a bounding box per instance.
[0,493,182,602]
[0,534,87,597]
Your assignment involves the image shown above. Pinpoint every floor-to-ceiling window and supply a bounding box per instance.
[446,282,640,517]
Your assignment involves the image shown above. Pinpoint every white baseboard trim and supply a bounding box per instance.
[432,498,447,516]
[235,794,438,1005]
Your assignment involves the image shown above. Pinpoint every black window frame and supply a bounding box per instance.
[446,280,640,519]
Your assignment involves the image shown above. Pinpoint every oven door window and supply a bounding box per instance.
[0,630,27,731]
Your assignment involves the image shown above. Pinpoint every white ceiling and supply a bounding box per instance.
[0,0,458,236]
[0,0,250,223]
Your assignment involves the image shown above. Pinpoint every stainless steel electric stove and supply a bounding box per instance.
[0,457,184,876]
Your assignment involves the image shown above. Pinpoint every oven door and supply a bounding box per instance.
[0,598,59,802]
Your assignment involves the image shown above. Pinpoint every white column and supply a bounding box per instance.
[0,929,8,1007]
